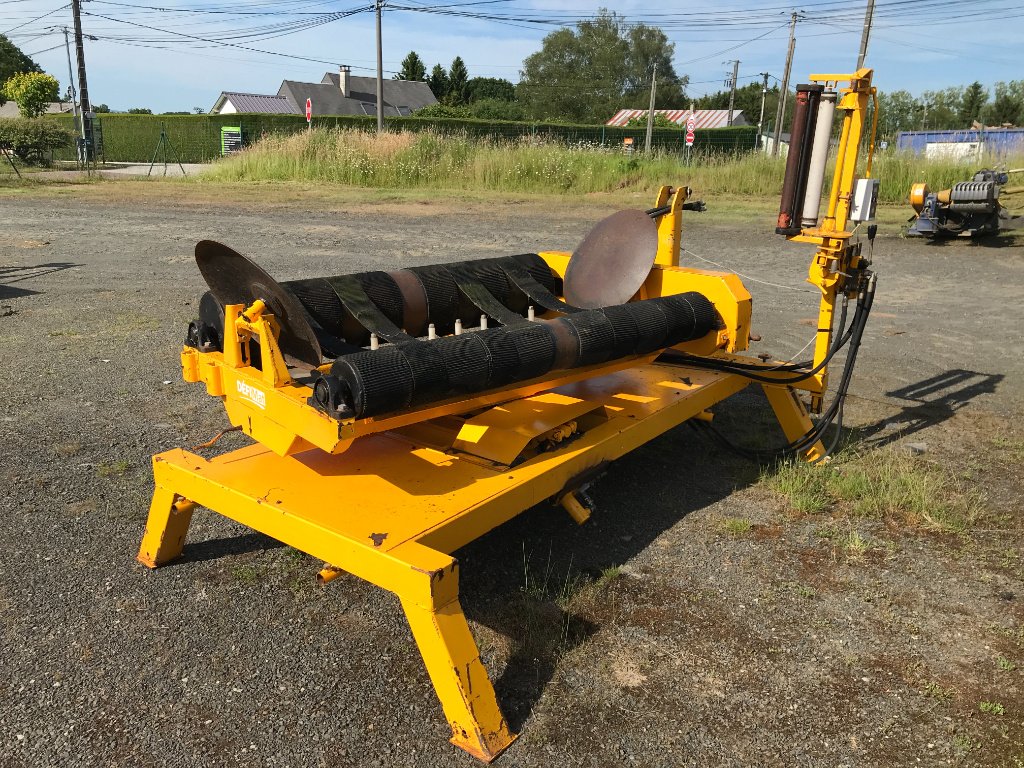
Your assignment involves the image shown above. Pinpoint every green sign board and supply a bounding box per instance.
[221,126,242,156]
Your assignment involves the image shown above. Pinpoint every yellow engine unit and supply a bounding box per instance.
[138,70,879,762]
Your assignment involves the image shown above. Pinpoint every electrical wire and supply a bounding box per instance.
[688,274,875,462]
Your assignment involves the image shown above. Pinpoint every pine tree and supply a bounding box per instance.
[958,81,988,126]
[447,56,469,106]
[397,51,426,82]
[427,64,448,101]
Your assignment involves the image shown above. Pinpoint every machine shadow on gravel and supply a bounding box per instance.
[0,262,80,299]
[452,388,771,731]
[176,530,287,564]
[859,368,1003,447]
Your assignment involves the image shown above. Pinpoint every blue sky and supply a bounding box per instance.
[2,0,1021,114]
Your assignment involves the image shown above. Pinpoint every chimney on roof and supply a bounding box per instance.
[339,65,351,98]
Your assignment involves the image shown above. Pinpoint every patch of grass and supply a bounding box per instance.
[991,436,1024,461]
[782,581,816,599]
[231,564,260,584]
[761,446,984,533]
[199,128,1018,203]
[952,733,978,757]
[721,517,752,536]
[923,680,956,701]
[979,700,1005,715]
[96,459,129,478]
[998,656,1017,672]
[844,530,870,562]
[594,565,623,588]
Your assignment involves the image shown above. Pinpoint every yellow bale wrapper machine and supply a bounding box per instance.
[138,69,879,760]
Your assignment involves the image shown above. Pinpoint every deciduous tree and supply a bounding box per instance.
[466,77,515,103]
[517,10,687,124]
[1,72,59,118]
[0,34,40,104]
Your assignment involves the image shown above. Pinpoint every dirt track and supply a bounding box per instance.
[1,187,1023,767]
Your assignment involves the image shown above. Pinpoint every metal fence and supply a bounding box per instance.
[46,113,758,164]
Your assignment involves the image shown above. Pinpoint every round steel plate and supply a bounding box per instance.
[564,209,658,308]
[195,239,322,366]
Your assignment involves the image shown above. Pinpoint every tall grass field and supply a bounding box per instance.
[203,128,1020,205]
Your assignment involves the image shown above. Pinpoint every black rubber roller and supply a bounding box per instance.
[558,311,617,366]
[331,345,415,417]
[600,303,641,359]
[285,278,347,337]
[407,265,459,335]
[329,291,717,419]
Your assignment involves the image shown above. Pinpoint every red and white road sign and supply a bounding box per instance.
[685,130,695,147]
[305,98,312,122]
[685,113,696,146]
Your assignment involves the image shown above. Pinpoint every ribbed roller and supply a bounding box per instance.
[510,253,561,296]
[285,278,347,337]
[504,323,557,380]
[560,311,617,367]
[481,328,521,387]
[464,259,515,305]
[432,334,491,393]
[399,340,450,406]
[600,303,641,359]
[657,294,697,338]
[356,272,405,329]
[332,345,415,418]
[407,265,459,335]
[625,301,670,354]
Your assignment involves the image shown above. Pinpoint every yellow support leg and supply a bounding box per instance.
[762,384,828,463]
[396,552,516,762]
[138,484,196,567]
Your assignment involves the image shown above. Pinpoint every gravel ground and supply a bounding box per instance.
[1,187,1023,767]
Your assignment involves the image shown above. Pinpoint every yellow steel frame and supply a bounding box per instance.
[138,108,879,756]
[780,69,877,410]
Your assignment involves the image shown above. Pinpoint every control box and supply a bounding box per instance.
[849,178,880,222]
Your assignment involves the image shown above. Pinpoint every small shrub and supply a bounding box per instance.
[0,117,74,164]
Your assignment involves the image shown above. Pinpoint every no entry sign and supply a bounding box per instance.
[685,113,696,147]
[305,98,312,123]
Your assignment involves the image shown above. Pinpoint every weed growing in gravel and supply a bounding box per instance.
[761,446,984,533]
[998,656,1017,672]
[924,680,956,701]
[96,459,129,478]
[721,517,752,536]
[979,700,1006,715]
[952,734,978,756]
[844,530,870,562]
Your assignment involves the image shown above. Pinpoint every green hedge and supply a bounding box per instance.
[45,113,757,164]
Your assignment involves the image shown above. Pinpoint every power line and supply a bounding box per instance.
[2,3,69,35]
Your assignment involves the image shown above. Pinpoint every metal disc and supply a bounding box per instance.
[195,239,322,367]
[563,210,658,309]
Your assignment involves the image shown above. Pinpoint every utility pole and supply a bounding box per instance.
[644,62,657,154]
[856,0,876,70]
[772,11,799,157]
[59,27,81,162]
[757,71,770,151]
[725,59,740,127]
[375,0,384,132]
[70,0,93,161]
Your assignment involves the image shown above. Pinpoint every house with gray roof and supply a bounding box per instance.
[210,66,437,116]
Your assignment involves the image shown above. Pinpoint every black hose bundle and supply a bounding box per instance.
[686,274,876,462]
